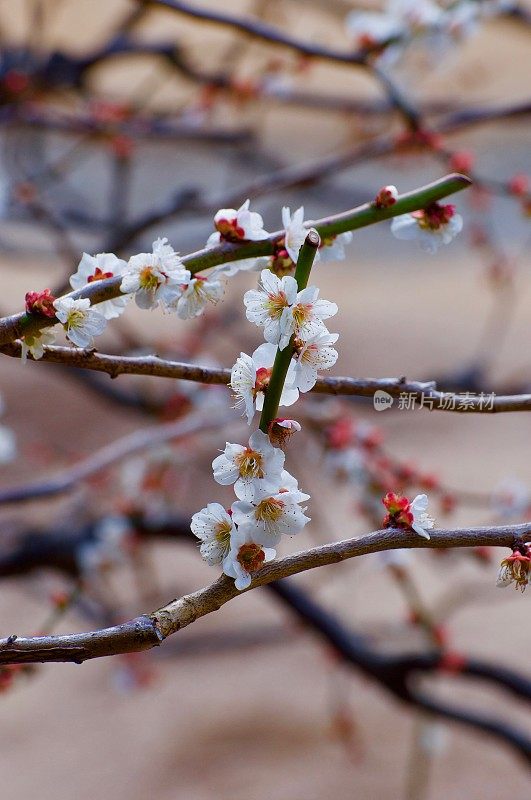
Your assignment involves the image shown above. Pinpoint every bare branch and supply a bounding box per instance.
[0,524,525,666]
[3,342,531,414]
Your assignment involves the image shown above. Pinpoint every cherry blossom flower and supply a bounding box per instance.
[230,343,299,425]
[243,269,298,348]
[222,527,276,590]
[191,502,235,565]
[20,328,56,362]
[382,492,434,539]
[208,199,269,245]
[279,285,338,349]
[391,203,463,253]
[291,330,339,392]
[346,9,403,48]
[347,0,443,48]
[496,544,531,591]
[282,206,312,265]
[410,494,435,538]
[53,296,107,348]
[120,238,190,309]
[172,275,223,319]
[212,429,285,501]
[231,482,310,547]
[319,232,353,262]
[70,252,128,319]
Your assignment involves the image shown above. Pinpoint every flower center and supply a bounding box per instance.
[214,520,232,548]
[292,302,312,329]
[237,543,265,574]
[254,367,272,396]
[265,291,288,319]
[66,309,86,329]
[88,267,113,283]
[216,217,245,242]
[139,266,161,292]
[255,497,284,523]
[234,448,264,479]
[413,203,455,231]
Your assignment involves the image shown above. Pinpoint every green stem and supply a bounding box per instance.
[259,229,320,433]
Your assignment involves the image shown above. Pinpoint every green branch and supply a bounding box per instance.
[0,174,471,347]
[259,230,320,433]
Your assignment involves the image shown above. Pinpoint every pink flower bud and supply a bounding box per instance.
[374,185,398,209]
[25,288,56,318]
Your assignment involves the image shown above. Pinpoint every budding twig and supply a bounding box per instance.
[0,174,471,347]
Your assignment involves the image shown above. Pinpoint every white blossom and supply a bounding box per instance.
[211,199,269,243]
[231,482,310,547]
[243,269,298,348]
[279,285,338,350]
[222,526,276,590]
[20,328,56,362]
[230,343,299,425]
[120,238,190,309]
[53,296,107,348]
[282,206,313,265]
[319,232,353,262]
[212,429,285,501]
[410,494,435,539]
[346,0,443,55]
[291,330,339,392]
[172,275,223,319]
[391,205,463,253]
[191,502,235,565]
[70,252,128,319]
[346,9,403,46]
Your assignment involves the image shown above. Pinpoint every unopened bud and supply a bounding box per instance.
[25,288,56,318]
[374,185,398,209]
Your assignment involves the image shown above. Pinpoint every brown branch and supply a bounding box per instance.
[3,342,531,413]
[0,524,525,665]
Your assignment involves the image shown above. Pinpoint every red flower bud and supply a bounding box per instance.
[25,288,56,318]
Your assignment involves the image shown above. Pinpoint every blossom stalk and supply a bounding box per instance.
[259,229,320,433]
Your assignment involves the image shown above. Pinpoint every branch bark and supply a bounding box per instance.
[0,524,525,665]
[3,342,531,413]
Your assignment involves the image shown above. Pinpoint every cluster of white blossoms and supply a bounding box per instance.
[346,0,510,56]
[21,200,355,362]
[390,199,463,253]
[21,240,224,359]
[229,270,339,424]
[192,217,341,590]
[192,430,310,590]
